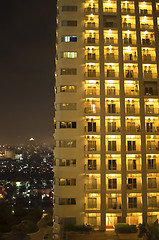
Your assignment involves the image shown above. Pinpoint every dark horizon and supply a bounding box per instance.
[0,0,56,145]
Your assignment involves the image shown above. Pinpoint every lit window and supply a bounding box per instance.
[62,52,77,59]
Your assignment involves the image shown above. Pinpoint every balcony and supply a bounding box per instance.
[105,37,118,45]
[105,104,120,114]
[125,88,139,96]
[126,125,140,133]
[106,140,121,152]
[85,71,100,78]
[107,203,121,210]
[103,7,116,13]
[139,9,152,15]
[84,143,100,152]
[124,71,138,79]
[121,8,134,14]
[145,105,159,115]
[85,38,99,44]
[84,163,100,172]
[142,55,156,63]
[105,70,118,78]
[106,117,121,133]
[85,124,100,133]
[84,7,98,14]
[123,36,136,45]
[122,22,135,29]
[85,88,100,96]
[125,105,139,115]
[84,105,100,114]
[126,142,141,152]
[143,72,157,80]
[105,87,119,96]
[105,54,118,61]
[146,143,159,152]
[124,53,137,62]
[127,183,141,191]
[84,183,100,191]
[140,23,153,30]
[85,22,98,28]
[146,126,159,133]
[85,54,99,61]
[141,38,155,46]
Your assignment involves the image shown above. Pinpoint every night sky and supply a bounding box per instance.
[0,0,56,145]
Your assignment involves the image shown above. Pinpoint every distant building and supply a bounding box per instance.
[5,149,15,160]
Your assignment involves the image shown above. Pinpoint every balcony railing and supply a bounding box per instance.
[85,125,100,133]
[85,54,99,61]
[84,144,100,152]
[121,8,135,14]
[103,7,116,13]
[105,71,119,78]
[105,88,119,96]
[126,126,140,132]
[125,106,139,114]
[105,106,120,114]
[85,89,100,96]
[139,9,152,15]
[106,127,120,133]
[85,22,99,28]
[85,71,100,78]
[128,202,142,210]
[105,38,118,45]
[84,183,100,191]
[143,72,157,79]
[140,23,153,30]
[84,106,100,114]
[122,22,136,29]
[146,145,159,151]
[142,39,155,46]
[105,54,118,61]
[145,106,159,114]
[148,203,159,209]
[84,164,100,171]
[142,55,156,62]
[124,71,138,79]
[85,38,99,44]
[124,54,137,61]
[107,204,121,210]
[148,183,157,189]
[84,7,98,13]
[127,145,141,152]
[146,126,159,133]
[127,183,142,190]
[123,38,136,45]
[125,89,139,96]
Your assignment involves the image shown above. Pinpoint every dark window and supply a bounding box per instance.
[108,159,117,170]
[88,159,96,170]
[128,197,137,208]
[62,6,77,12]
[61,68,77,75]
[72,122,76,128]
[62,20,77,26]
[108,179,117,189]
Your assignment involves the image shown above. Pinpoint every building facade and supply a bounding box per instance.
[54,0,159,238]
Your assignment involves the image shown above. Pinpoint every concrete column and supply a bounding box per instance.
[98,0,106,230]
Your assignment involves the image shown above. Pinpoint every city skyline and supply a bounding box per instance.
[0,0,56,144]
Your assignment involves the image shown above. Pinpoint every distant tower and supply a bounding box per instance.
[29,137,35,153]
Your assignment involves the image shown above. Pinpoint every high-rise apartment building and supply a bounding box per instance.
[54,0,159,238]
